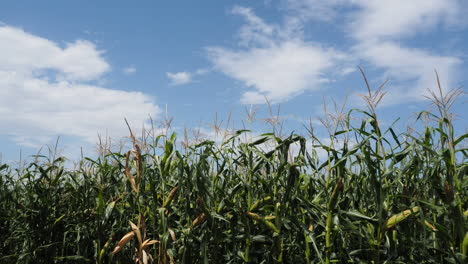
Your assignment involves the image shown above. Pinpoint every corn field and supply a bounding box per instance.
[1,77,467,263]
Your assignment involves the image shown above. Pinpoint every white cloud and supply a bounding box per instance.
[123,66,137,75]
[286,0,466,30]
[166,71,192,86]
[0,25,161,147]
[195,68,210,75]
[0,26,110,81]
[166,68,210,86]
[340,67,356,76]
[208,42,347,104]
[354,40,462,105]
[347,1,465,105]
[231,5,276,47]
[207,6,352,104]
[349,0,464,41]
[285,0,350,22]
[285,0,466,106]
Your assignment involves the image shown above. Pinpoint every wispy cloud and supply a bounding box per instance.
[0,25,161,147]
[123,66,136,75]
[285,0,350,22]
[207,6,352,104]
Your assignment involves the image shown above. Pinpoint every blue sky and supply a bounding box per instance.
[0,0,467,162]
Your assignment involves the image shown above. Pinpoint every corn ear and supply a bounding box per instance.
[163,186,180,208]
[142,249,148,264]
[246,211,263,221]
[462,231,468,257]
[192,213,206,227]
[112,231,135,254]
[328,178,343,210]
[249,196,271,211]
[168,228,176,241]
[98,236,113,262]
[264,215,276,220]
[124,151,139,193]
[130,221,142,245]
[264,220,280,233]
[247,211,280,233]
[142,239,159,250]
[423,220,437,231]
[386,206,420,230]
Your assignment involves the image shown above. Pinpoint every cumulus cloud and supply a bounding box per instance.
[166,68,210,86]
[207,6,352,104]
[353,40,461,105]
[284,0,466,106]
[349,0,464,41]
[208,42,347,104]
[0,26,110,81]
[166,71,193,86]
[347,1,465,104]
[0,25,161,147]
